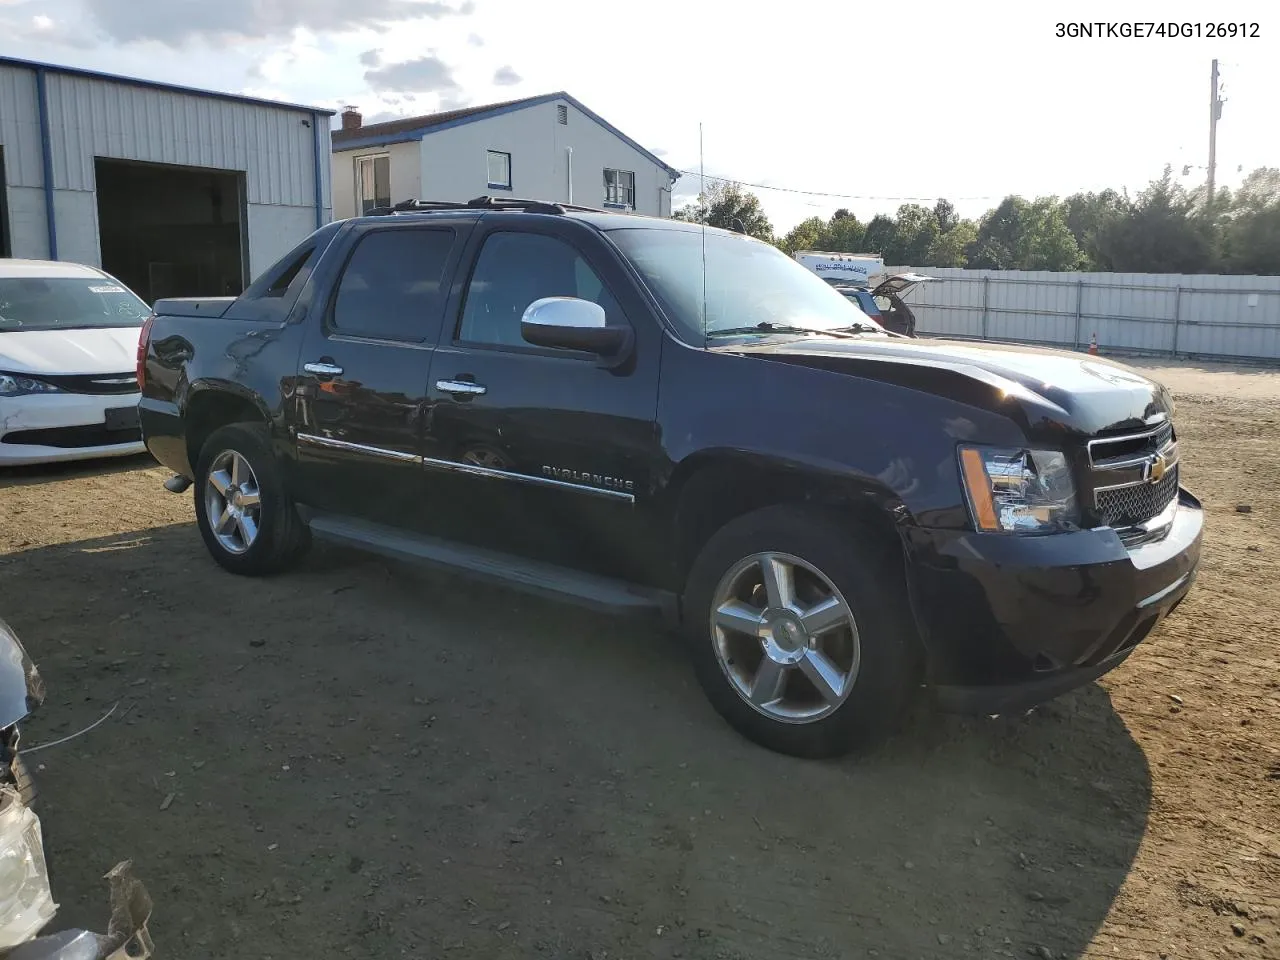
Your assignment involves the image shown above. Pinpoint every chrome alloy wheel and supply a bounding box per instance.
[710,552,861,723]
[204,450,263,555]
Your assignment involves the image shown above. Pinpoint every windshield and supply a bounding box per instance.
[0,276,151,331]
[607,227,885,343]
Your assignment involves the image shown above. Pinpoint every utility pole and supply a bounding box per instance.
[1207,59,1224,210]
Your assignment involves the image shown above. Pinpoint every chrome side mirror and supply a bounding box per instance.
[520,297,630,356]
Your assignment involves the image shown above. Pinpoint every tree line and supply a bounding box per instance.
[673,166,1280,275]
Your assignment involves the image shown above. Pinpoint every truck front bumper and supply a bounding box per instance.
[906,488,1203,715]
[1,860,152,960]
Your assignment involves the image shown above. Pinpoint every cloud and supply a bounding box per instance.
[80,0,475,47]
[492,65,521,86]
[467,33,483,46]
[439,92,471,111]
[359,48,381,67]
[0,1,98,48]
[364,54,458,93]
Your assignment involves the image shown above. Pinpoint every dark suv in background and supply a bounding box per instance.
[833,273,935,337]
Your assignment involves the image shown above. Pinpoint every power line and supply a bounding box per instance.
[676,168,1000,203]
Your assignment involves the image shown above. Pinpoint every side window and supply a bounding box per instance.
[457,232,622,348]
[265,246,315,298]
[330,228,455,342]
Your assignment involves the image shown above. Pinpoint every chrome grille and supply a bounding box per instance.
[1096,463,1179,527]
[1088,420,1180,528]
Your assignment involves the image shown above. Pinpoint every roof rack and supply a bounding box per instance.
[367,196,609,217]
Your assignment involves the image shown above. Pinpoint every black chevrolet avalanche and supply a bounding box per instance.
[137,198,1203,758]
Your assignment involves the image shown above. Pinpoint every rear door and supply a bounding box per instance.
[417,216,665,583]
[290,218,471,530]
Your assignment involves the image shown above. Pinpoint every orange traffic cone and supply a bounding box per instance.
[1088,333,1099,355]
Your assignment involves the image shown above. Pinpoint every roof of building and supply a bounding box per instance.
[333,96,537,143]
[332,92,678,178]
[0,55,335,115]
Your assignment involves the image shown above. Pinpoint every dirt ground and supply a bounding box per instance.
[1,360,1278,960]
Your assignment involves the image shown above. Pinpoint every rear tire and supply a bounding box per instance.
[193,423,310,576]
[683,504,918,758]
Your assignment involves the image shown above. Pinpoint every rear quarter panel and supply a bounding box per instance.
[139,315,307,476]
[140,222,353,476]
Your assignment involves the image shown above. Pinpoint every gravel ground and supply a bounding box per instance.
[0,360,1277,960]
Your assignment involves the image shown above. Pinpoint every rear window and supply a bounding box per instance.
[0,276,151,331]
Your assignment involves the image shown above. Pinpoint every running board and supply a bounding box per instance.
[305,513,669,618]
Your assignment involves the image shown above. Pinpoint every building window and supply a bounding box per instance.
[556,104,568,125]
[603,169,636,208]
[356,154,391,215]
[486,150,512,190]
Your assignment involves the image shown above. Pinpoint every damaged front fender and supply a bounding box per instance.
[1,862,153,960]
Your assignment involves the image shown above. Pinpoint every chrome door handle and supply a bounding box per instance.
[435,379,487,396]
[304,361,344,377]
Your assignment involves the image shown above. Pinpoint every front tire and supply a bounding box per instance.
[193,423,310,576]
[683,505,918,758]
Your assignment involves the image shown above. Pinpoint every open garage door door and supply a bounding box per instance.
[95,158,247,304]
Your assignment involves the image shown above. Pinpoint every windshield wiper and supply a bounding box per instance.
[706,323,856,339]
[832,321,889,335]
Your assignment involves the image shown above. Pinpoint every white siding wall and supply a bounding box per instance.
[331,99,674,218]
[419,99,672,215]
[331,140,421,220]
[247,204,323,277]
[0,64,49,258]
[0,62,332,276]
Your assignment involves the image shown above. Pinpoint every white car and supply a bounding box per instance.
[0,259,151,466]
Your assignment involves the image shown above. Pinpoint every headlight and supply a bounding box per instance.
[958,446,1079,534]
[0,798,56,947]
[0,374,62,397]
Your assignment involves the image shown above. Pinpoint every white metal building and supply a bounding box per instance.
[0,56,334,302]
[332,93,679,219]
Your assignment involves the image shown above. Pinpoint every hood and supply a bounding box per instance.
[728,335,1173,436]
[0,326,143,375]
[0,618,45,729]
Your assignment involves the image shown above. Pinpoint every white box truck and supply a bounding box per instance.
[794,251,885,285]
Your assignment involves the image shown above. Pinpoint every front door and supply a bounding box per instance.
[291,220,467,530]
[420,220,664,584]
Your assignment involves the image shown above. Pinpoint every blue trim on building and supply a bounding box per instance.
[333,92,679,179]
[332,133,423,152]
[311,112,325,229]
[34,69,58,261]
[0,55,335,116]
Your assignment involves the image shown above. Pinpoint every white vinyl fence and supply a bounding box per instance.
[886,267,1280,362]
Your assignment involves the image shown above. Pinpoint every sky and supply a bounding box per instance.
[1,0,1276,232]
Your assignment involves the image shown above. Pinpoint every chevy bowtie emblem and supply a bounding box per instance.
[1149,452,1169,484]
